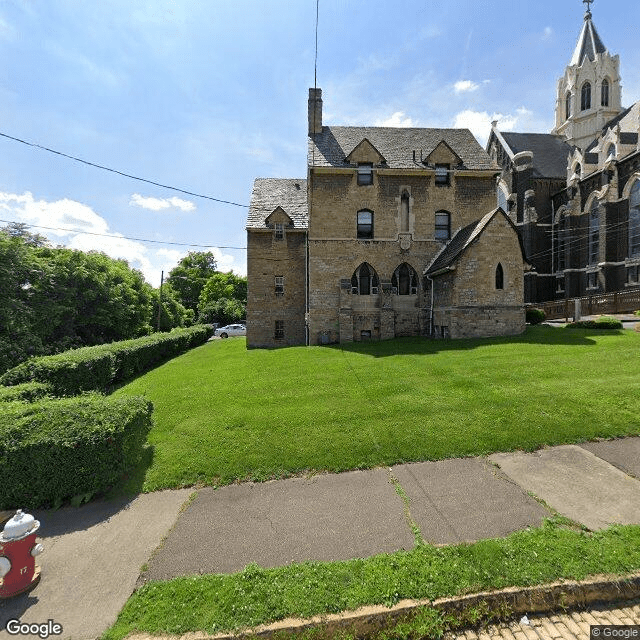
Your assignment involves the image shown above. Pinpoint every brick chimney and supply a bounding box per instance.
[308,88,323,135]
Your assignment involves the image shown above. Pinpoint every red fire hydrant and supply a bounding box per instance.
[0,509,44,598]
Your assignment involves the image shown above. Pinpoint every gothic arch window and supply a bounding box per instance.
[351,263,379,295]
[630,180,640,258]
[400,191,410,233]
[589,198,601,265]
[495,263,504,290]
[581,82,591,111]
[356,209,373,239]
[601,79,610,107]
[565,91,572,120]
[392,263,419,295]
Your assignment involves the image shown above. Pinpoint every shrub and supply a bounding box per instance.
[0,394,152,509]
[0,325,214,396]
[0,382,53,403]
[566,316,623,330]
[526,308,546,325]
[635,310,640,317]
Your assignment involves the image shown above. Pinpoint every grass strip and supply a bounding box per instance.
[102,519,640,639]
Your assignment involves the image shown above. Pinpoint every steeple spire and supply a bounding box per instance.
[570,0,606,66]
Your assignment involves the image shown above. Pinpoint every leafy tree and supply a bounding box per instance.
[197,271,247,325]
[166,251,218,313]
[151,284,194,332]
[198,298,245,326]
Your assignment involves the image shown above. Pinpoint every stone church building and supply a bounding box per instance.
[246,3,639,348]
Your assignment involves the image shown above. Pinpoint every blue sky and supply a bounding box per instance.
[0,0,637,286]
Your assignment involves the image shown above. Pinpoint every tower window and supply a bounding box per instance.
[565,91,572,120]
[356,210,374,239]
[400,191,410,233]
[434,211,451,241]
[601,79,609,107]
[581,82,591,111]
[495,263,504,290]
[357,163,373,186]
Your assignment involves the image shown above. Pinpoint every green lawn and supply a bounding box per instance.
[114,326,640,492]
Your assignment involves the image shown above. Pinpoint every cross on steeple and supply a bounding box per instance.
[583,0,593,15]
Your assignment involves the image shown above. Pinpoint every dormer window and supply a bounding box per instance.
[435,164,450,186]
[274,223,284,240]
[357,163,373,186]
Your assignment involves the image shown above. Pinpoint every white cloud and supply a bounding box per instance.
[374,111,415,127]
[543,27,553,40]
[453,80,479,94]
[453,110,518,145]
[0,191,245,286]
[130,193,196,212]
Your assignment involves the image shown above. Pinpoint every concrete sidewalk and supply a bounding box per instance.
[2,438,640,640]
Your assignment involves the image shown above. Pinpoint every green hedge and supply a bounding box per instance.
[566,316,623,330]
[0,325,213,396]
[0,382,53,403]
[526,308,546,325]
[0,394,153,509]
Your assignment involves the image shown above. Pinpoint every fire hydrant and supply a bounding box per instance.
[0,509,44,598]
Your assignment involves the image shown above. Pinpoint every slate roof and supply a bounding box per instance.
[308,126,497,171]
[569,13,607,66]
[500,132,572,179]
[425,208,526,276]
[246,178,307,230]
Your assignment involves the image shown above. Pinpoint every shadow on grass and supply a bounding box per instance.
[326,325,608,358]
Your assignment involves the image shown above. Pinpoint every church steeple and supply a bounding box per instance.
[552,0,622,152]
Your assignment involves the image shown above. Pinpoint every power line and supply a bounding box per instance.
[0,218,246,250]
[0,131,249,208]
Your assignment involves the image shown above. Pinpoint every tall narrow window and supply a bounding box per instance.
[557,215,567,271]
[581,82,591,111]
[392,263,418,295]
[630,181,640,258]
[357,210,374,239]
[589,199,600,265]
[400,191,410,232]
[435,164,450,186]
[434,211,451,241]
[274,320,284,340]
[274,223,284,240]
[275,276,284,295]
[497,184,508,212]
[495,263,504,290]
[565,91,572,120]
[357,163,373,186]
[601,79,610,107]
[351,263,379,295]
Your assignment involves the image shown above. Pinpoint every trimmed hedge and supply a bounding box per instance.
[0,382,53,403]
[566,316,623,330]
[526,308,546,325]
[0,325,213,396]
[0,394,153,509]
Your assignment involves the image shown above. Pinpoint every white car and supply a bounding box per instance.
[215,324,246,338]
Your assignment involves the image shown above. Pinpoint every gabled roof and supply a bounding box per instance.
[500,132,572,179]
[308,126,496,171]
[247,178,308,230]
[344,138,386,164]
[569,12,607,66]
[425,208,527,276]
[425,140,463,166]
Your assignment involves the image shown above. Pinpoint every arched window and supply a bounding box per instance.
[601,79,610,107]
[589,198,601,265]
[630,181,640,258]
[497,183,508,212]
[565,91,572,120]
[400,191,410,233]
[356,210,373,239]
[434,210,451,241]
[495,263,504,290]
[392,263,419,295]
[574,163,582,177]
[351,263,379,295]
[581,82,591,111]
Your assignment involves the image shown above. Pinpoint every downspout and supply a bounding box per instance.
[426,273,434,337]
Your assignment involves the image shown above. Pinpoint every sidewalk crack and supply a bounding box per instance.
[387,468,424,547]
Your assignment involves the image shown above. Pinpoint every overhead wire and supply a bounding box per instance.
[0,131,249,208]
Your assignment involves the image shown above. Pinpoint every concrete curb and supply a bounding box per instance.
[125,572,640,639]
